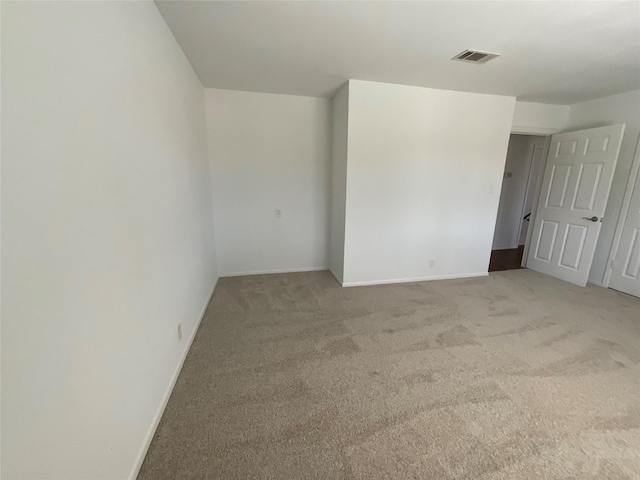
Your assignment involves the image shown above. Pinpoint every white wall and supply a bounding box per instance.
[565,89,640,285]
[206,89,331,276]
[512,101,570,135]
[1,2,217,479]
[492,135,547,249]
[329,83,349,283]
[342,80,515,286]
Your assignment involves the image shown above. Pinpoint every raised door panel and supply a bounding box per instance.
[545,165,572,208]
[558,224,588,270]
[534,220,559,262]
[571,163,603,211]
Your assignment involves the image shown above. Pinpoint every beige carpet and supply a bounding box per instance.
[138,269,640,479]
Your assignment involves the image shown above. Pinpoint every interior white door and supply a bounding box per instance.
[526,124,625,286]
[609,153,640,298]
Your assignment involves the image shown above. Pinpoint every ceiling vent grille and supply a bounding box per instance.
[452,49,500,64]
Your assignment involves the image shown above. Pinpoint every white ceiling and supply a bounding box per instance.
[156,1,640,105]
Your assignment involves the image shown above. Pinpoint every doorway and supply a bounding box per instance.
[489,134,548,272]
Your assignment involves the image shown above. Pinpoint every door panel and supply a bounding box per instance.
[585,135,609,153]
[559,224,588,269]
[546,165,572,208]
[557,139,578,155]
[535,220,558,261]
[572,163,602,210]
[526,125,625,286]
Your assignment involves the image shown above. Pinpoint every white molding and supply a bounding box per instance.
[517,143,545,250]
[492,244,520,251]
[128,276,219,480]
[328,268,344,286]
[603,134,640,288]
[221,266,328,277]
[342,272,488,287]
[522,136,552,268]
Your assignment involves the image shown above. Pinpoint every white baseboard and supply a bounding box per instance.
[221,266,328,277]
[342,272,488,287]
[328,268,343,286]
[492,244,521,251]
[128,276,219,480]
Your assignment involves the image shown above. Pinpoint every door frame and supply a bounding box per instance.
[492,136,549,252]
[512,145,536,252]
[505,134,553,268]
[491,129,554,270]
[508,128,557,268]
[519,139,551,266]
[602,135,640,287]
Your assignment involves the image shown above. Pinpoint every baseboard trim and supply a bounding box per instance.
[587,278,604,287]
[328,268,344,286]
[342,272,488,287]
[221,266,328,277]
[492,245,521,251]
[128,276,219,480]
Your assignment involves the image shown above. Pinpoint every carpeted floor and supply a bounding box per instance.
[138,269,640,479]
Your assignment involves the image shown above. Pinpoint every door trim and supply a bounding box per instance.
[521,137,552,267]
[603,135,640,288]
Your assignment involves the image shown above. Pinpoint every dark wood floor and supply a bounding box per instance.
[489,245,525,272]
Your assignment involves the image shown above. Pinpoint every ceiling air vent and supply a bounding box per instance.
[452,49,500,64]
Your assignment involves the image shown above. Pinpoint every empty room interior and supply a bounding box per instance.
[3,1,640,479]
